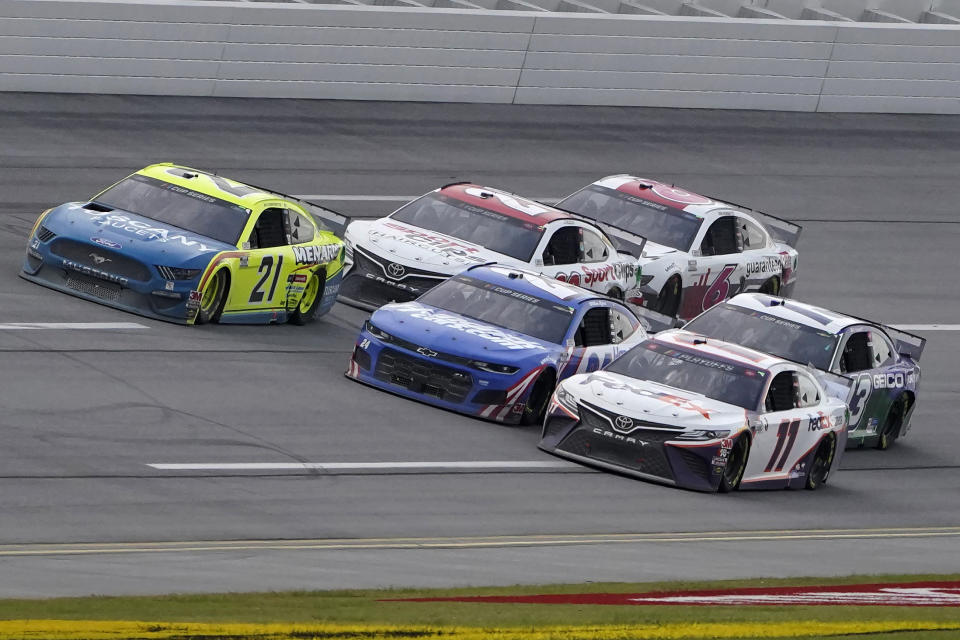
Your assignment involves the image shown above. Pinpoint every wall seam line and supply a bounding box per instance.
[816,25,840,113]
[513,16,535,105]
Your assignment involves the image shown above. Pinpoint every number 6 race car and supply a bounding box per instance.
[555,176,801,327]
[682,293,924,450]
[539,330,851,492]
[339,183,642,311]
[346,265,648,425]
[21,163,345,325]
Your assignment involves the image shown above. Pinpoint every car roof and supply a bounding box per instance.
[462,264,603,307]
[137,163,290,208]
[653,329,787,372]
[438,183,571,225]
[723,293,860,334]
[589,175,758,222]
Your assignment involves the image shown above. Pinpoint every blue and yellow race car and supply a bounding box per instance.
[21,163,345,325]
[346,265,648,425]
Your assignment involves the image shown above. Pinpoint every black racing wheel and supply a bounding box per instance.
[521,370,556,426]
[805,433,836,490]
[718,435,749,493]
[655,275,682,318]
[876,395,907,450]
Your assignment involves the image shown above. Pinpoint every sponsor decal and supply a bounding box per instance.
[91,237,122,249]
[874,372,913,389]
[395,307,540,351]
[393,581,960,607]
[711,456,728,466]
[186,289,201,310]
[288,274,309,284]
[744,256,787,278]
[584,374,712,419]
[81,210,217,252]
[373,222,487,264]
[555,262,636,288]
[61,259,128,285]
[293,244,340,265]
[164,281,175,291]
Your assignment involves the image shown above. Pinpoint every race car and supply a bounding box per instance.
[539,329,851,492]
[21,163,345,325]
[683,293,924,449]
[346,264,648,425]
[555,175,801,325]
[338,182,641,310]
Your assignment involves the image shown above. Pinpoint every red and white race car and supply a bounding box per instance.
[556,176,801,325]
[338,182,641,310]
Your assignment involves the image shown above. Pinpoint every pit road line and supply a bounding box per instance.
[5,527,960,557]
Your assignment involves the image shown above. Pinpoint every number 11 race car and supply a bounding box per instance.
[555,175,801,326]
[539,330,851,492]
[346,265,647,425]
[683,293,924,449]
[21,164,345,325]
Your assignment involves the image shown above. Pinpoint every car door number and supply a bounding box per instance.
[249,255,283,304]
[764,418,801,473]
[848,374,873,429]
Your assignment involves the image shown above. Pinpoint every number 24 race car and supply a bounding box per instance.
[346,265,648,425]
[21,164,345,325]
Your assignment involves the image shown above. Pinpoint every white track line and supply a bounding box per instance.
[891,324,960,331]
[148,461,589,473]
[0,322,148,330]
[294,194,561,204]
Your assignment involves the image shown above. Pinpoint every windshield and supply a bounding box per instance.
[418,274,576,344]
[391,193,545,261]
[605,341,767,410]
[558,185,702,252]
[94,174,250,246]
[684,303,839,370]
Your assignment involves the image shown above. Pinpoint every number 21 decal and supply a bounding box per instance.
[250,255,283,304]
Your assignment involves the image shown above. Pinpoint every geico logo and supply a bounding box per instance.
[874,373,906,389]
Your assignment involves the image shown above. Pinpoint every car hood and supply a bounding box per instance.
[43,202,235,265]
[371,302,555,360]
[567,370,745,428]
[348,218,498,271]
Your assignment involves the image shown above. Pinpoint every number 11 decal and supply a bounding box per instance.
[765,418,801,473]
[249,255,283,304]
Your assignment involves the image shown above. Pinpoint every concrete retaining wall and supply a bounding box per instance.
[0,0,958,113]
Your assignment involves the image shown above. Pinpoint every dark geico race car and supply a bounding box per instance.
[346,264,647,425]
[21,163,345,325]
[539,329,852,492]
[682,293,924,449]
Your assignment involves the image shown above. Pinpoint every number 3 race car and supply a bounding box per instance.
[346,265,648,425]
[539,330,851,492]
[556,175,801,326]
[339,183,642,310]
[683,293,924,450]
[21,164,345,325]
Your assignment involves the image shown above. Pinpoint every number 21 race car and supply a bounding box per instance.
[21,164,345,325]
[539,330,851,492]
[683,293,924,449]
[346,265,647,425]
[556,175,801,326]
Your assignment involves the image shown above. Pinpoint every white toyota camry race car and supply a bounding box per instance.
[556,176,802,326]
[338,182,642,310]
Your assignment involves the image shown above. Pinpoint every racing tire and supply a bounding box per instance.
[196,269,228,325]
[655,276,682,318]
[876,396,907,450]
[805,433,836,490]
[607,287,624,301]
[718,435,749,493]
[289,269,326,326]
[521,370,556,427]
[759,276,781,295]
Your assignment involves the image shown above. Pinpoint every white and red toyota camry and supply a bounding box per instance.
[338,182,640,310]
[556,176,801,325]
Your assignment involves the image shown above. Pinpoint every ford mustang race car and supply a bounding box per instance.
[339,183,641,310]
[539,330,851,492]
[683,293,924,449]
[21,163,345,325]
[346,265,647,425]
[555,175,801,324]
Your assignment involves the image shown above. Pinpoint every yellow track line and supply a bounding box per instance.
[4,526,960,557]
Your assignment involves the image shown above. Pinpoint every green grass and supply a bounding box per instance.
[1,573,959,631]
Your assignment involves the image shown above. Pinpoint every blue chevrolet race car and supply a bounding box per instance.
[683,293,924,449]
[346,265,648,425]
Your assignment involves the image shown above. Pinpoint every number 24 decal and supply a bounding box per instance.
[249,255,283,303]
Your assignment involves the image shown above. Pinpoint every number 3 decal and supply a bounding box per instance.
[249,255,283,304]
[848,374,872,429]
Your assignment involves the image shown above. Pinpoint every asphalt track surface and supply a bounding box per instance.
[1,93,959,598]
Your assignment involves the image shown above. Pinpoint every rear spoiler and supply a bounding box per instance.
[885,325,926,362]
[707,195,802,249]
[304,201,351,237]
[548,203,648,258]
